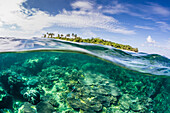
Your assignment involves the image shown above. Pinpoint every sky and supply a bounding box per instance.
[0,0,170,58]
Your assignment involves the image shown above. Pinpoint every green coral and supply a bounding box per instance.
[0,52,169,113]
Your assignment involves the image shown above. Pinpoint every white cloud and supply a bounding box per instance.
[55,10,135,34]
[147,35,155,43]
[0,0,135,38]
[141,37,170,58]
[149,3,170,16]
[156,21,170,32]
[102,1,129,14]
[81,30,97,38]
[10,26,17,29]
[134,25,154,30]
[71,1,93,11]
[102,1,170,22]
[97,5,103,10]
[0,21,3,27]
[107,2,170,32]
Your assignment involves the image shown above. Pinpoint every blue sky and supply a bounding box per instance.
[0,0,169,58]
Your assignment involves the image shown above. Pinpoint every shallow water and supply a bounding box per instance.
[0,37,169,113]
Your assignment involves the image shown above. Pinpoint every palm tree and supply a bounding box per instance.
[47,32,49,38]
[72,33,74,37]
[48,33,55,38]
[51,33,55,38]
[66,34,70,37]
[74,34,77,38]
[43,34,46,38]
[61,34,64,37]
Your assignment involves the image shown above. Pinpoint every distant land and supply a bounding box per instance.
[42,32,138,52]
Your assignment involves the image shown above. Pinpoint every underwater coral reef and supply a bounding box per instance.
[0,52,169,113]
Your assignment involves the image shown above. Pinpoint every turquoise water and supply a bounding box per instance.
[0,37,169,113]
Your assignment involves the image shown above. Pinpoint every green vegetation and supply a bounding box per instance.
[42,33,138,52]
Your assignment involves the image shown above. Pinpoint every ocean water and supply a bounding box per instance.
[0,37,169,113]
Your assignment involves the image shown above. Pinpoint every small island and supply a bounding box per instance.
[42,32,138,52]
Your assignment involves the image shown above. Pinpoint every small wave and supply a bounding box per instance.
[0,37,169,76]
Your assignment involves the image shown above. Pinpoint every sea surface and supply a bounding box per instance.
[0,37,169,113]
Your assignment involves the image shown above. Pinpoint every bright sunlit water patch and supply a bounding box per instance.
[0,37,169,113]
